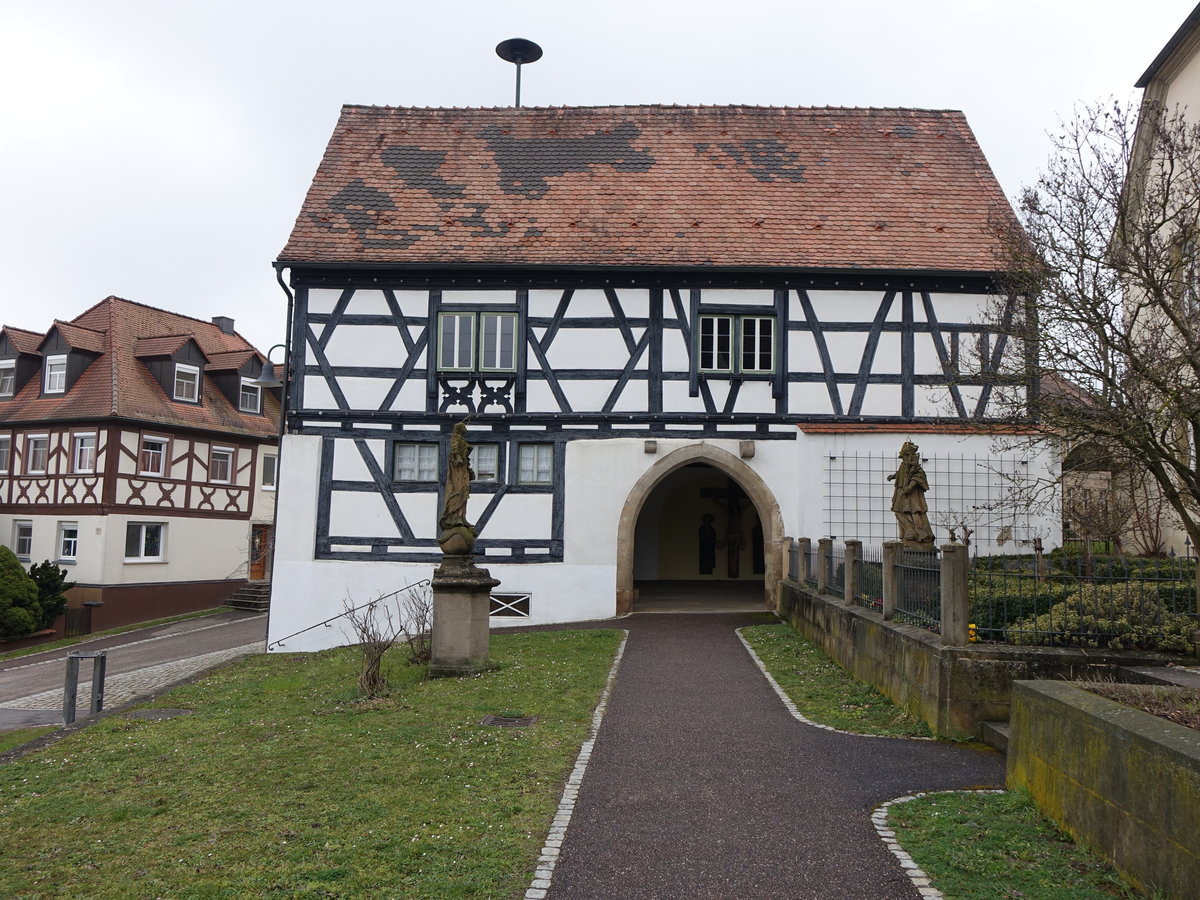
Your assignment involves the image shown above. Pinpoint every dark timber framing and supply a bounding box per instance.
[284,266,1019,565]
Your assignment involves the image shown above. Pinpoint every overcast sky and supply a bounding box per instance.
[0,0,1192,353]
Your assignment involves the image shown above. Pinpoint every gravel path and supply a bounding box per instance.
[544,612,1003,899]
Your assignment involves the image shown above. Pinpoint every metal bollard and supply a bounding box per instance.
[63,650,108,725]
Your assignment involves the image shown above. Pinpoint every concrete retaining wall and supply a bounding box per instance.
[1008,681,1200,899]
[777,579,1174,738]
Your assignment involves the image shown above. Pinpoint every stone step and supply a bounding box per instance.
[978,721,1010,753]
[1117,666,1200,690]
[225,582,272,612]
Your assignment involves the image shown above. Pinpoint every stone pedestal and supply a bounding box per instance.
[429,554,499,678]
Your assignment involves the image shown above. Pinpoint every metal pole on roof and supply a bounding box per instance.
[495,38,543,108]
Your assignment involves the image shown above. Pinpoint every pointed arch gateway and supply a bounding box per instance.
[615,444,787,615]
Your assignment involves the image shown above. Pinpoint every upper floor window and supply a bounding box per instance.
[174,363,200,402]
[0,361,14,397]
[472,444,500,482]
[239,378,261,414]
[393,442,438,482]
[13,520,32,558]
[517,444,553,485]
[698,315,774,374]
[210,447,234,483]
[437,311,519,372]
[43,355,67,394]
[0,435,9,473]
[72,433,97,473]
[139,436,168,476]
[25,435,48,474]
[262,454,277,489]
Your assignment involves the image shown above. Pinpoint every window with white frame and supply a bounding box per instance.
[437,311,519,372]
[239,378,261,413]
[262,454,277,489]
[0,435,10,473]
[57,522,78,561]
[0,360,14,397]
[13,520,32,558]
[72,433,97,473]
[139,437,168,476]
[699,314,774,374]
[43,355,67,393]
[173,363,200,402]
[125,522,165,561]
[210,447,234,483]
[393,442,438,481]
[472,444,499,482]
[25,435,48,473]
[517,444,553,484]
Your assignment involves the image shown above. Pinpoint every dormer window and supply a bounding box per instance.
[43,355,67,394]
[0,360,14,397]
[239,377,261,413]
[174,363,200,402]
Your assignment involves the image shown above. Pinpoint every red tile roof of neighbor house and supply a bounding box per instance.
[280,105,1015,273]
[0,296,278,440]
[1,327,42,355]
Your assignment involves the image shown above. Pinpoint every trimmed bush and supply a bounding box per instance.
[1006,583,1196,653]
[0,546,41,640]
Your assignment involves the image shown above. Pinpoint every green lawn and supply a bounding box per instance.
[740,623,932,737]
[889,789,1143,899]
[0,629,623,900]
[0,727,57,755]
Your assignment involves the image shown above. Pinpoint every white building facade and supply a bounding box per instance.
[269,105,1058,650]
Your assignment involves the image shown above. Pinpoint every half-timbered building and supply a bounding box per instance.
[0,297,280,630]
[270,104,1057,649]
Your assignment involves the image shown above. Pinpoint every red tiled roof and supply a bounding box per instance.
[205,349,259,372]
[45,321,107,355]
[1,327,42,355]
[133,334,201,359]
[0,297,278,439]
[280,104,1015,273]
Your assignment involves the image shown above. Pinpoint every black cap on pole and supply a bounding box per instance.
[496,38,543,107]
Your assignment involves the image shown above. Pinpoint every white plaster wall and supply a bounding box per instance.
[250,445,277,524]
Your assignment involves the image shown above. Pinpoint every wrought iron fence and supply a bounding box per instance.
[969,553,1198,649]
[894,547,941,631]
[828,542,846,596]
[789,543,800,581]
[855,544,884,612]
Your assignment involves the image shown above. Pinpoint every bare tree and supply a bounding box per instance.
[994,98,1200,562]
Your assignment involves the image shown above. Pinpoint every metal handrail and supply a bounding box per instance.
[266,578,432,650]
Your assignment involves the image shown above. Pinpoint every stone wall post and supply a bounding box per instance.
[844,540,861,606]
[940,542,970,646]
[797,538,811,583]
[816,537,832,594]
[882,541,900,620]
[782,536,795,582]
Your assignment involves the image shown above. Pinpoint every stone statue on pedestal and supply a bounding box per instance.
[429,419,498,677]
[888,440,935,550]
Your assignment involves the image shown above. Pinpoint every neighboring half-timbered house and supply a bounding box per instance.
[0,297,280,630]
[270,104,1057,649]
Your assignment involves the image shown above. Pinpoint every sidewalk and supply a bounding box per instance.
[0,612,265,733]
[541,612,1004,899]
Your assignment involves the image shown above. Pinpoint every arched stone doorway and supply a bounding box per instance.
[615,444,786,615]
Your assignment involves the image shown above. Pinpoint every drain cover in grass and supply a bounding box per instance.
[480,714,540,727]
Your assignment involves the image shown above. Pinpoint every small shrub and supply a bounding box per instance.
[343,593,401,699]
[0,546,41,640]
[1007,582,1196,652]
[27,560,74,631]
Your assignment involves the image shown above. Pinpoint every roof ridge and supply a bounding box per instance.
[342,103,965,115]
